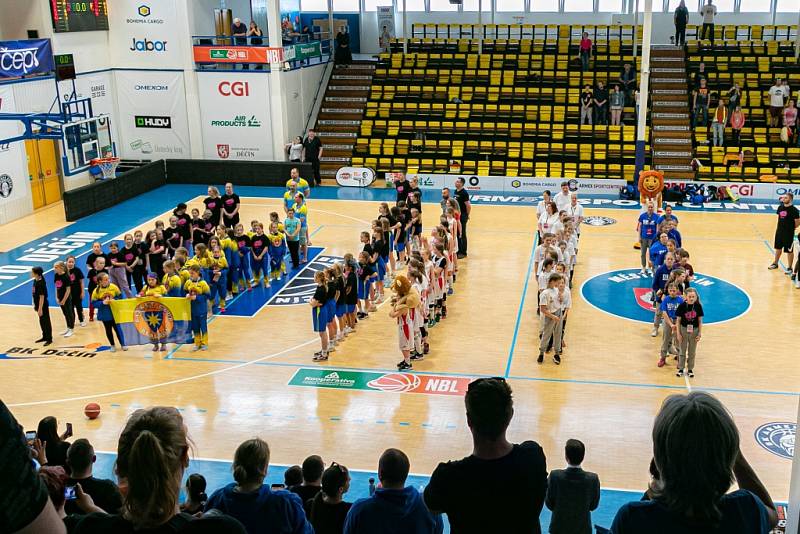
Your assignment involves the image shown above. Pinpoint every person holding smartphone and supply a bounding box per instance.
[36,416,72,468]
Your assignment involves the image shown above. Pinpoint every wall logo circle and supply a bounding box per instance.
[755,422,795,460]
[581,268,750,324]
[583,216,616,226]
[0,174,13,198]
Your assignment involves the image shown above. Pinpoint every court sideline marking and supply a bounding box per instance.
[504,231,539,377]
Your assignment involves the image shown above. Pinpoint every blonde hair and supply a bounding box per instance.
[232,438,270,486]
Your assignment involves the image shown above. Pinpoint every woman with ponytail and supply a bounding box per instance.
[75,407,245,533]
[205,438,312,534]
[180,474,207,515]
[309,462,351,534]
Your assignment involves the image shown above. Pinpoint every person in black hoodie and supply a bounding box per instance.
[309,463,352,534]
[344,449,442,534]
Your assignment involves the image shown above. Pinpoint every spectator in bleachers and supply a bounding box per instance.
[711,100,728,147]
[545,439,600,534]
[423,378,548,533]
[36,416,72,469]
[579,32,592,72]
[285,465,304,487]
[610,85,625,126]
[610,392,778,532]
[344,449,443,534]
[594,81,609,126]
[76,407,247,533]
[308,463,352,534]
[65,438,123,514]
[180,473,208,515]
[291,455,325,512]
[768,79,786,127]
[39,465,106,531]
[673,0,689,47]
[693,63,707,90]
[618,64,636,105]
[580,85,594,126]
[726,83,741,125]
[205,438,311,533]
[730,106,746,145]
[699,0,717,46]
[693,79,710,128]
[783,100,797,145]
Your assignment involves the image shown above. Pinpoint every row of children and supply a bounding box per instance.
[534,203,581,365]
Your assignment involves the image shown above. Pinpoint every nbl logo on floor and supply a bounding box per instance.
[581,269,751,324]
[270,255,342,306]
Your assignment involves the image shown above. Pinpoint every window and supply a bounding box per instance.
[702,0,733,11]
[364,0,392,10]
[738,0,770,11]
[462,0,493,10]
[397,0,425,10]
[667,0,692,10]
[333,0,359,10]
[430,0,459,10]
[775,0,797,11]
[300,0,328,10]
[564,0,595,10]
[495,0,524,9]
[531,0,560,10]
[598,0,623,11]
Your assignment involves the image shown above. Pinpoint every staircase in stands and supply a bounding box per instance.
[313,61,376,182]
[649,45,694,181]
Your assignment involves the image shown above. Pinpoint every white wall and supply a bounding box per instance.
[281,62,330,138]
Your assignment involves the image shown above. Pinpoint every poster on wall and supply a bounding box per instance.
[197,73,274,161]
[57,72,119,150]
[281,0,302,43]
[0,86,31,206]
[109,0,183,69]
[377,6,395,52]
[114,70,191,159]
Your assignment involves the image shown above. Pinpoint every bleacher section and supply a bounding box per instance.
[686,29,800,181]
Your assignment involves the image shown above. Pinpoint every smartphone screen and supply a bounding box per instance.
[270,484,286,490]
[64,486,77,500]
[25,431,37,442]
[66,422,73,437]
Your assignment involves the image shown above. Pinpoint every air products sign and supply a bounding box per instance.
[111,0,182,68]
[197,73,274,161]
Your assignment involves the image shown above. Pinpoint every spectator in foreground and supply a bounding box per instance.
[0,400,66,533]
[345,448,443,534]
[291,454,325,513]
[39,465,106,531]
[611,392,778,533]
[180,473,208,515]
[37,415,72,469]
[285,465,304,487]
[424,378,548,534]
[75,407,247,533]
[66,438,123,514]
[545,439,600,534]
[309,463,352,534]
[205,438,312,534]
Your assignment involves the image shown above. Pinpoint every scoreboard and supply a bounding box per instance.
[50,0,110,33]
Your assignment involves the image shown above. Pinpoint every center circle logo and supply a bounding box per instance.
[755,422,795,460]
[581,269,750,324]
[367,373,421,393]
[133,300,175,337]
[583,216,616,226]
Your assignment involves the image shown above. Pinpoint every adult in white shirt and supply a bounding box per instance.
[538,201,560,238]
[699,0,717,45]
[553,182,572,213]
[536,190,553,218]
[769,79,786,127]
[566,193,585,236]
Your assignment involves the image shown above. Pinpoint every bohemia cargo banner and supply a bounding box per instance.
[0,39,54,78]
[193,46,284,64]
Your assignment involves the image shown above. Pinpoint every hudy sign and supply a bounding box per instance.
[0,39,55,78]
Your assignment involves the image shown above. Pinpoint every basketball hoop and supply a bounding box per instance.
[91,157,120,180]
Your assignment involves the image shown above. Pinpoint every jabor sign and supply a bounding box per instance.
[0,39,55,78]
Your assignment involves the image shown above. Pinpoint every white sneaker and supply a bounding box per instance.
[60,329,69,335]
[795,278,800,289]
[639,269,646,275]
[79,321,87,327]
[122,346,129,351]
[650,327,659,337]
[109,345,117,352]
[785,268,794,275]
[191,345,202,352]
[64,329,74,338]
[200,345,208,351]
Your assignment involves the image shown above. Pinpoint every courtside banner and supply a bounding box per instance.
[197,72,273,161]
[410,173,626,194]
[663,179,794,200]
[193,46,284,64]
[110,297,192,345]
[336,167,376,187]
[0,39,54,78]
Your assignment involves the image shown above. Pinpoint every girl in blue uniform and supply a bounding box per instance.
[233,223,252,292]
[185,266,210,351]
[162,260,184,297]
[651,252,676,337]
[310,270,329,361]
[356,251,377,319]
[250,223,270,288]
[267,222,287,282]
[91,273,126,351]
[324,267,340,351]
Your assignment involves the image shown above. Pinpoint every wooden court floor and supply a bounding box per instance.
[1,195,797,499]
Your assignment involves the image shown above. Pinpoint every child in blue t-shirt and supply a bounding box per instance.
[651,252,675,337]
[649,233,669,271]
[657,283,684,368]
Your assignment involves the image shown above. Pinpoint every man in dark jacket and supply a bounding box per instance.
[343,449,442,534]
[545,439,601,534]
[674,0,689,46]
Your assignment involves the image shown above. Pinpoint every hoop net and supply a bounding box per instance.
[91,157,120,180]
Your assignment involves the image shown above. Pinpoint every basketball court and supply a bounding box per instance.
[0,185,796,527]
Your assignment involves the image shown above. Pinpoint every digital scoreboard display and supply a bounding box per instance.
[50,0,110,33]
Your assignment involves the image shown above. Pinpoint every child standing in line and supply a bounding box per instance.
[207,244,229,313]
[651,252,676,337]
[267,223,287,282]
[91,272,126,352]
[538,273,564,365]
[185,265,210,351]
[675,287,704,378]
[53,261,75,338]
[65,255,86,327]
[31,266,52,346]
[220,228,239,298]
[677,249,694,286]
[356,251,377,319]
[371,229,388,302]
[310,271,329,361]
[250,223,271,288]
[657,283,684,368]
[379,218,394,282]
[131,231,148,293]
[108,241,134,298]
[361,231,380,307]
[333,263,348,340]
[343,256,358,332]
[86,257,108,322]
[140,273,168,351]
[390,205,408,267]
[407,268,427,361]
[162,260,184,297]
[233,223,252,292]
[379,204,397,275]
[284,209,301,270]
[537,258,556,317]
[324,267,340,350]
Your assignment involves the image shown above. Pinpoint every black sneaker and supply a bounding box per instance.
[687,370,694,378]
[357,312,367,319]
[553,354,561,365]
[410,352,424,361]
[676,369,684,377]
[537,353,544,364]
[768,263,779,270]
[34,337,46,343]
[397,360,412,370]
